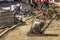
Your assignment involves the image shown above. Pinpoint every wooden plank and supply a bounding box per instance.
[0,22,21,37]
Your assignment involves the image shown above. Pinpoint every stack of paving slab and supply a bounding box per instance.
[0,10,14,28]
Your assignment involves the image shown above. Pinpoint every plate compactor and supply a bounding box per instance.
[28,15,56,35]
[28,17,46,35]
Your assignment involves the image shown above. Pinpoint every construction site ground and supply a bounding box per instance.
[0,17,60,40]
[0,3,60,40]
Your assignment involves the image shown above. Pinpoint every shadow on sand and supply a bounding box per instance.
[27,34,58,37]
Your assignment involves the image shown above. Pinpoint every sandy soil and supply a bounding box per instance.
[54,2,60,6]
[0,3,60,40]
[0,19,60,40]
